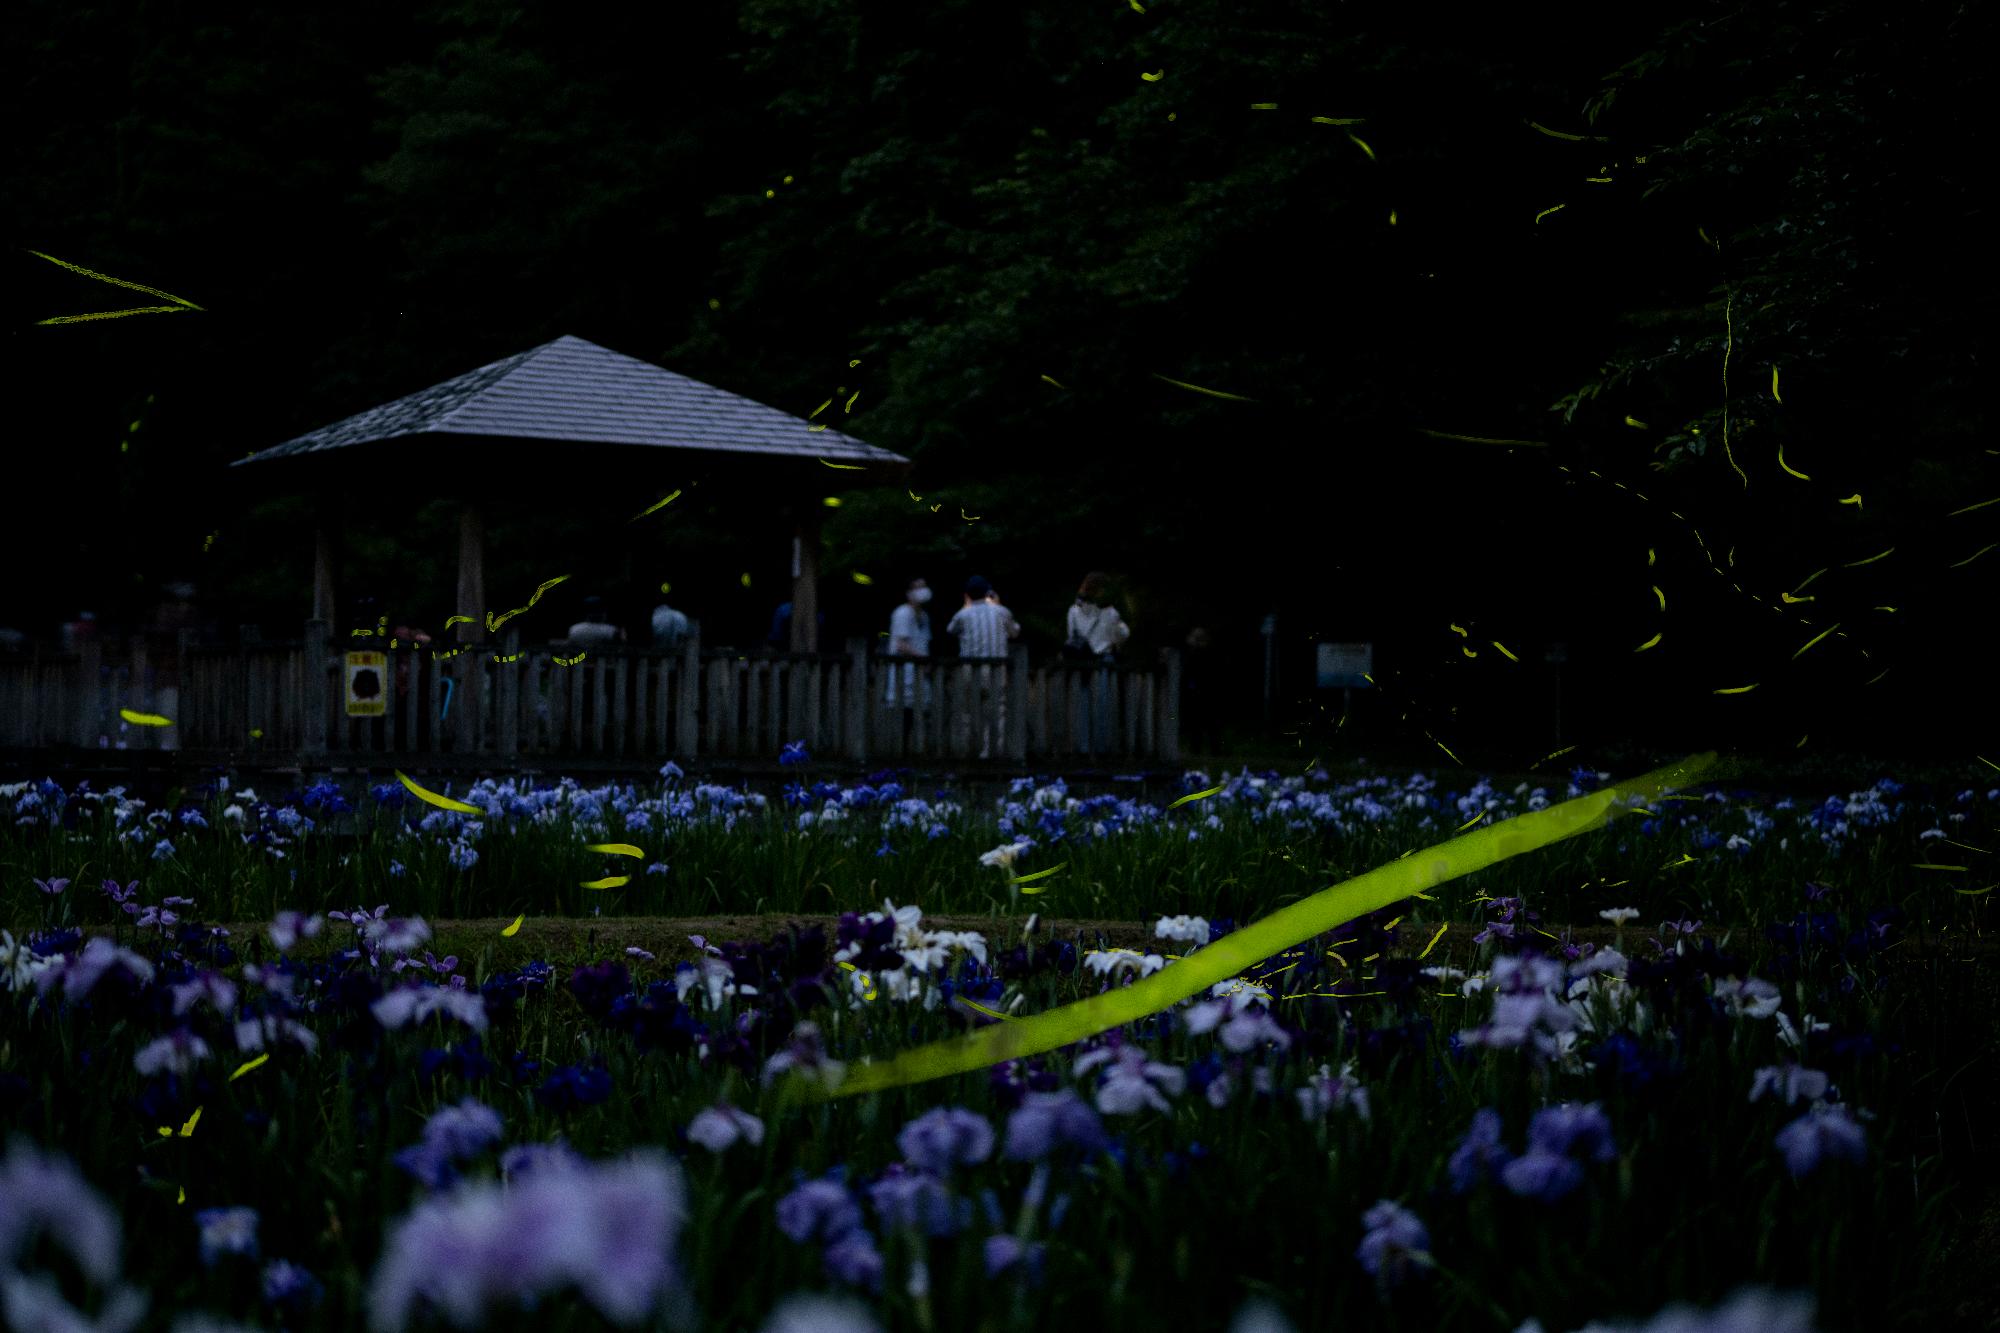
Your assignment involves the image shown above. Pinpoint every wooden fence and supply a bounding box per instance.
[0,622,1180,767]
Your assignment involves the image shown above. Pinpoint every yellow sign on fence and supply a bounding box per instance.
[345,651,388,717]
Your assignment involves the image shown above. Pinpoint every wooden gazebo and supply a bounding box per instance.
[0,337,1182,773]
[230,333,909,655]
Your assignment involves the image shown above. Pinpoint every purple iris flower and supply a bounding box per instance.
[896,1107,994,1175]
[1002,1091,1109,1162]
[866,1166,965,1237]
[776,1179,863,1246]
[1500,1150,1586,1203]
[1775,1102,1868,1177]
[1354,1200,1430,1288]
[821,1230,884,1292]
[1525,1102,1618,1163]
[1446,1108,1513,1193]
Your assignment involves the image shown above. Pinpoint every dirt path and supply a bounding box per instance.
[216,914,2000,968]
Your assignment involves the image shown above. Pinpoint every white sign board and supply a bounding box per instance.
[345,651,388,717]
[1317,642,1372,688]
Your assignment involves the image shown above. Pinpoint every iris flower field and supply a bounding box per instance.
[1,758,1994,1332]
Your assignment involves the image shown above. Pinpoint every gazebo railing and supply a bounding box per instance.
[0,622,1180,766]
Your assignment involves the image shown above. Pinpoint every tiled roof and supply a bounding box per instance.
[231,335,906,468]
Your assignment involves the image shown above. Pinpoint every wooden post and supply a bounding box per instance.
[653,651,671,754]
[1159,648,1182,764]
[312,503,338,626]
[127,636,151,751]
[498,627,520,758]
[846,638,869,763]
[676,622,700,759]
[456,502,485,645]
[1007,644,1029,764]
[789,508,820,654]
[75,640,102,747]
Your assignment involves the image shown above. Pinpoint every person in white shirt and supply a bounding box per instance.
[885,577,932,708]
[650,600,690,653]
[566,596,625,647]
[1066,572,1130,755]
[946,575,1019,758]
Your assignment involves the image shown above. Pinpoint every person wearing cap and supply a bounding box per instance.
[946,575,1018,759]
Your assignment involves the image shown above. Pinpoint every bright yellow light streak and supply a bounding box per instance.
[1311,116,1366,125]
[229,1055,269,1082]
[1140,70,1164,81]
[579,875,631,890]
[28,249,204,319]
[1251,102,1277,110]
[1461,645,1478,658]
[1492,641,1519,662]
[1791,624,1840,660]
[1347,133,1376,160]
[1865,667,1891,685]
[1957,884,1997,896]
[1417,429,1547,447]
[502,914,524,937]
[587,843,645,858]
[957,997,1015,1021]
[791,753,1725,1101]
[1040,374,1067,389]
[1771,366,1782,402]
[1449,623,1467,637]
[119,709,173,727]
[1435,739,1463,766]
[1912,864,1969,872]
[1533,203,1567,225]
[1634,632,1662,653]
[819,458,865,470]
[1454,811,1486,833]
[1778,442,1811,480]
[1949,543,1998,569]
[1527,121,1607,141]
[1418,924,1449,959]
[179,1107,202,1137]
[631,489,682,521]
[1713,683,1758,695]
[1536,746,1576,767]
[1838,493,1862,508]
[1626,416,1650,429]
[1842,547,1894,568]
[1721,294,1747,489]
[1792,568,1827,594]
[1152,372,1258,402]
[1647,548,1656,566]
[1167,784,1225,810]
[1008,863,1066,885]
[1948,496,2000,517]
[395,770,482,814]
[1652,586,1665,611]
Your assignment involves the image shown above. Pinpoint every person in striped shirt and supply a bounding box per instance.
[946,576,1018,757]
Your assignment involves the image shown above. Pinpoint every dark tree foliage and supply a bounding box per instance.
[5,0,1989,755]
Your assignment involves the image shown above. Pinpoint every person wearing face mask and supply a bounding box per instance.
[886,577,933,711]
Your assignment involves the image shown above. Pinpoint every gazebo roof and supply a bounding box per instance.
[231,334,907,470]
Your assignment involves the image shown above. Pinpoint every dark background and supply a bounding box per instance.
[5,0,1992,764]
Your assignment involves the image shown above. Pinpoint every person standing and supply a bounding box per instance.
[1065,572,1130,755]
[885,577,933,711]
[945,575,1017,759]
[566,596,625,647]
[651,598,690,653]
[1180,625,1220,757]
